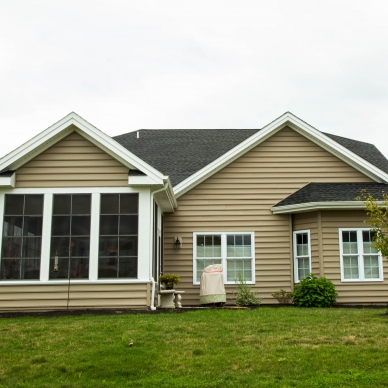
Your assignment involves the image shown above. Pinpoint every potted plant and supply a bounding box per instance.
[159,273,180,289]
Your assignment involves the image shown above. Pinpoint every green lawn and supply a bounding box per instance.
[0,307,388,387]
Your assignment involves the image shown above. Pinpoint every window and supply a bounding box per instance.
[50,194,91,280]
[98,193,138,278]
[1,194,43,280]
[293,230,311,283]
[339,229,383,281]
[193,233,254,284]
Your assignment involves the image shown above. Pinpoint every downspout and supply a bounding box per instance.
[149,182,169,310]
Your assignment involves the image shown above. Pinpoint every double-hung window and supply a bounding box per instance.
[194,232,254,284]
[293,230,311,283]
[339,229,383,281]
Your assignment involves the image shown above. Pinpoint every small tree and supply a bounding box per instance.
[356,190,388,257]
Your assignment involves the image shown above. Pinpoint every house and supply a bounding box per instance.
[0,112,387,311]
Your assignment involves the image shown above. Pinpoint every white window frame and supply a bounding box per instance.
[293,230,312,283]
[339,228,384,282]
[193,232,255,285]
[0,187,150,285]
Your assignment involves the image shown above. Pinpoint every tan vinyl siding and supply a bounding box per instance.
[164,126,374,305]
[0,283,149,311]
[15,131,129,187]
[321,210,388,304]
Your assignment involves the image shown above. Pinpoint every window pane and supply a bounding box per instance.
[197,235,221,258]
[343,256,359,279]
[226,259,252,282]
[99,215,119,235]
[119,215,138,235]
[362,231,379,254]
[101,194,119,214]
[296,233,309,256]
[297,257,310,280]
[227,234,251,257]
[23,216,42,237]
[23,259,41,279]
[71,216,91,236]
[4,195,24,215]
[72,237,90,257]
[50,236,70,257]
[53,195,71,215]
[72,195,91,215]
[3,216,23,236]
[196,258,222,282]
[23,237,42,258]
[120,194,138,214]
[98,257,118,278]
[119,236,137,256]
[118,257,137,278]
[51,216,71,236]
[2,237,22,258]
[363,255,380,279]
[99,236,119,256]
[24,195,43,215]
[1,258,21,279]
[50,257,89,279]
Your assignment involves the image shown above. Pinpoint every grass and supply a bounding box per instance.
[0,307,388,387]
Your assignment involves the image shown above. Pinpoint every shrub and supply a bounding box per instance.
[291,273,337,307]
[271,289,292,304]
[159,274,180,289]
[235,275,261,306]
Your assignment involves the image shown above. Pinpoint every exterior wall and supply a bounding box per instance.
[15,131,129,188]
[321,210,388,304]
[164,126,374,305]
[0,283,149,311]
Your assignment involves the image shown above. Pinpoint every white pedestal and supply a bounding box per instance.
[159,290,176,308]
[174,291,185,308]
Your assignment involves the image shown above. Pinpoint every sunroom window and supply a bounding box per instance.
[1,194,43,280]
[98,193,138,279]
[194,233,254,284]
[340,229,382,281]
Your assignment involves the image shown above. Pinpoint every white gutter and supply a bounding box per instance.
[149,182,169,310]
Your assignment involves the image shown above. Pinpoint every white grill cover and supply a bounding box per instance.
[200,265,226,297]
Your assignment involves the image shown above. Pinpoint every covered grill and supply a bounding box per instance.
[199,264,226,305]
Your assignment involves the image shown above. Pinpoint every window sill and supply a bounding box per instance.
[340,279,384,282]
[0,279,151,285]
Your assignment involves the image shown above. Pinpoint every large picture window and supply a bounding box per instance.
[1,194,43,280]
[98,193,138,279]
[293,230,311,283]
[339,229,383,281]
[50,194,91,279]
[194,232,254,284]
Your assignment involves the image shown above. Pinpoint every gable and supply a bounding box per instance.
[15,131,129,188]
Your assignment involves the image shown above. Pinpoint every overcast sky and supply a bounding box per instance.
[1,0,388,161]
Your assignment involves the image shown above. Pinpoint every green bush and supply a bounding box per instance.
[271,289,292,304]
[291,273,337,307]
[235,275,261,306]
[159,274,180,289]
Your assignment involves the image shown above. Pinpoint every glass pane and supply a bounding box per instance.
[118,257,137,278]
[120,194,138,214]
[99,215,119,235]
[119,215,138,235]
[2,237,22,258]
[71,237,90,257]
[4,195,24,215]
[98,257,118,278]
[296,233,309,256]
[24,195,43,215]
[297,257,310,280]
[343,256,359,279]
[101,194,119,214]
[197,235,221,258]
[362,231,379,254]
[226,259,252,282]
[53,195,71,215]
[51,216,71,236]
[99,236,119,256]
[1,258,21,279]
[50,236,70,257]
[227,234,252,257]
[49,256,89,279]
[22,259,40,279]
[72,195,91,215]
[363,255,380,279]
[119,236,137,256]
[23,216,43,237]
[3,216,23,236]
[71,216,91,236]
[196,258,222,282]
[23,237,42,258]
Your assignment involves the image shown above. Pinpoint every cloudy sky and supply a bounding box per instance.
[1,0,388,160]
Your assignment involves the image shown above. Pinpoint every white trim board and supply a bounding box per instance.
[173,112,388,198]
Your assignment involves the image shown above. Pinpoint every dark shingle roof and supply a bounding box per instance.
[274,182,388,208]
[112,126,388,187]
[323,133,388,174]
[113,129,260,186]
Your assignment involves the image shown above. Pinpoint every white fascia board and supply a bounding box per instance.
[271,201,381,214]
[173,112,388,198]
[0,173,15,187]
[0,112,165,185]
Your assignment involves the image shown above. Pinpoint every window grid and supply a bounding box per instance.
[340,229,382,282]
[194,232,254,284]
[293,230,311,283]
